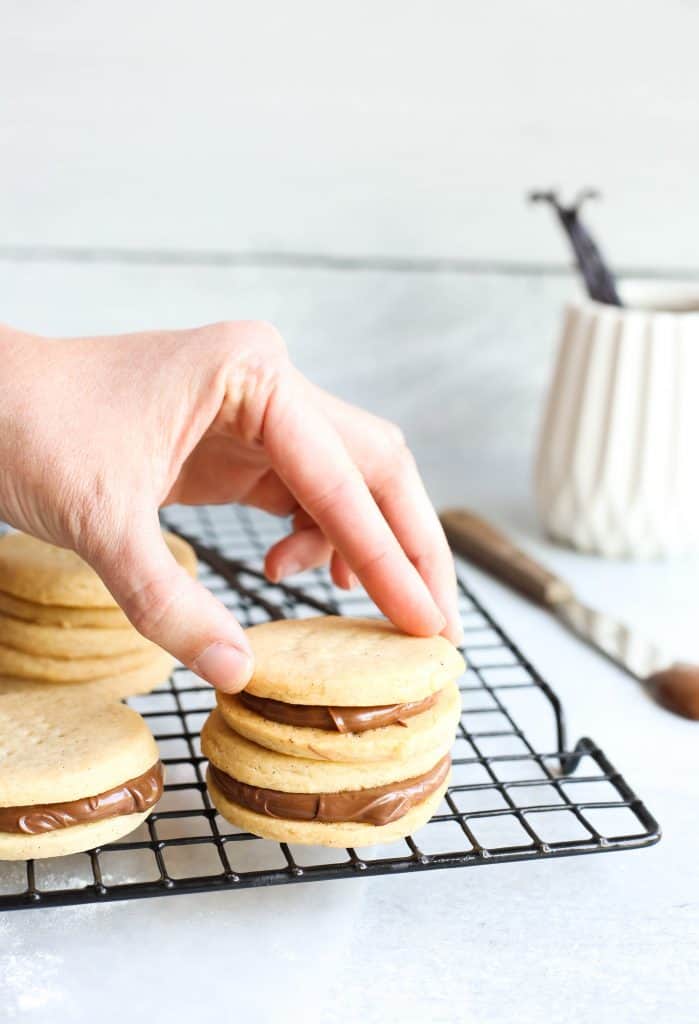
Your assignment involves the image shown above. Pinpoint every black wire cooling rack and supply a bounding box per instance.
[0,505,660,911]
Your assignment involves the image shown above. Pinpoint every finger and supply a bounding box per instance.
[270,513,356,588]
[242,470,297,518]
[263,378,446,637]
[292,510,356,588]
[265,525,332,582]
[292,380,462,638]
[292,507,315,532]
[373,453,462,644]
[330,551,358,590]
[92,516,253,693]
[300,380,461,642]
[170,442,298,516]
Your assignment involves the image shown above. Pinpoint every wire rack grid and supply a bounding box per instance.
[0,504,660,911]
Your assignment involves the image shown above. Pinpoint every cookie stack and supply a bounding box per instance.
[0,688,164,859]
[202,616,465,848]
[0,530,196,700]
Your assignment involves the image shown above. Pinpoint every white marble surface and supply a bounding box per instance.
[0,261,697,1023]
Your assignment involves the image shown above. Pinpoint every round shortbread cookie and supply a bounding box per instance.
[244,616,466,706]
[0,649,176,701]
[0,690,159,806]
[0,809,152,860]
[216,682,461,763]
[207,768,448,848]
[0,529,197,607]
[0,590,131,628]
[0,611,156,659]
[202,707,453,793]
[0,641,158,682]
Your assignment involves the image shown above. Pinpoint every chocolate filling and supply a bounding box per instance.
[238,690,441,733]
[209,754,450,826]
[0,761,164,835]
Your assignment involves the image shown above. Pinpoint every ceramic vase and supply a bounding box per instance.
[535,284,699,558]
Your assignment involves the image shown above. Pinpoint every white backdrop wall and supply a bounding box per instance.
[1,0,698,269]
[1,1,695,477]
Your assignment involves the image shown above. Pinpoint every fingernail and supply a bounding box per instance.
[193,642,253,693]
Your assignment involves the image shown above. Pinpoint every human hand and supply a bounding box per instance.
[0,320,462,691]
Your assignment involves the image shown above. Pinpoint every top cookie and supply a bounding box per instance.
[0,530,197,608]
[0,689,159,806]
[244,616,465,706]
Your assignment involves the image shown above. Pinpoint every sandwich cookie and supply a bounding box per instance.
[203,709,452,848]
[0,529,194,694]
[202,616,465,846]
[217,615,463,762]
[0,613,157,659]
[0,642,160,683]
[0,690,164,859]
[0,590,131,629]
[0,529,197,608]
[0,649,176,701]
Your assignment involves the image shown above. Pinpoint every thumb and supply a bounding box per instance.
[91,518,253,693]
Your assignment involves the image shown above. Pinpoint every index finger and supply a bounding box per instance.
[307,386,462,644]
[263,377,446,638]
[371,452,462,645]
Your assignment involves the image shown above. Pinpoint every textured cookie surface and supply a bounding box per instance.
[245,616,465,705]
[0,809,153,860]
[0,530,197,607]
[208,769,448,848]
[0,612,156,659]
[0,649,176,701]
[202,707,452,793]
[0,641,158,682]
[217,682,461,763]
[0,590,131,628]
[0,691,159,805]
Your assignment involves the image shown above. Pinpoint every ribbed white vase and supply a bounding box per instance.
[535,284,699,558]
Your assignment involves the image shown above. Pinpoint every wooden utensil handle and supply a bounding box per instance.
[440,508,573,607]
